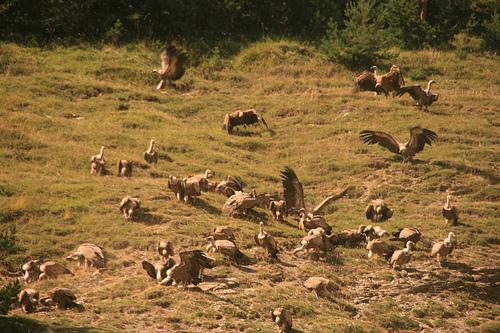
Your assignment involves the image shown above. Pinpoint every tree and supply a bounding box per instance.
[0,280,21,315]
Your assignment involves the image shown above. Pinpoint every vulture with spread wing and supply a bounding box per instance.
[353,66,382,94]
[160,250,216,288]
[394,80,438,111]
[375,65,405,96]
[360,126,438,162]
[153,44,188,90]
[280,167,350,234]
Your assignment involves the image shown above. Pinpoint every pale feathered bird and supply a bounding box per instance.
[153,44,188,90]
[390,241,415,270]
[144,139,158,165]
[365,199,394,222]
[431,232,456,267]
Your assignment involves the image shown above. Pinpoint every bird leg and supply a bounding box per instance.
[156,80,165,90]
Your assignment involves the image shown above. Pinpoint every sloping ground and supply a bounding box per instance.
[0,40,499,332]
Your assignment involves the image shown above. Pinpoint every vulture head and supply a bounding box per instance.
[204,169,214,179]
[405,241,416,252]
[445,232,455,244]
[158,240,174,259]
[370,66,378,73]
[65,252,85,265]
[22,260,41,282]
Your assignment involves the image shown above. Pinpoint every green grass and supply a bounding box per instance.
[0,40,499,332]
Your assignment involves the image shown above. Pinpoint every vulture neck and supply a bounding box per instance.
[98,147,105,159]
[445,196,451,209]
[259,223,264,236]
[444,233,454,244]
[425,80,434,94]
[147,141,155,153]
[403,242,412,253]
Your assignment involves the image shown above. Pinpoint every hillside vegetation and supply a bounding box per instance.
[0,40,499,332]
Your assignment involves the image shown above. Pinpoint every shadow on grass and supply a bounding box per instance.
[133,208,165,225]
[0,316,101,333]
[194,198,220,215]
[431,160,500,184]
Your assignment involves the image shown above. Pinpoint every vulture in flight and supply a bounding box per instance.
[394,80,438,111]
[359,126,438,162]
[153,44,188,90]
[280,167,350,233]
[160,250,216,288]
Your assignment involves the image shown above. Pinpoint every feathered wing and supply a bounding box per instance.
[359,130,401,154]
[119,196,130,210]
[312,186,353,214]
[263,235,278,258]
[407,127,438,154]
[365,204,374,220]
[141,261,157,280]
[179,250,216,284]
[280,167,306,213]
[168,50,188,81]
[117,160,123,175]
[353,71,377,92]
[394,85,424,101]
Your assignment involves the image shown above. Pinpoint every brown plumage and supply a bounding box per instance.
[442,195,459,226]
[431,232,455,266]
[281,167,350,234]
[394,80,439,111]
[206,236,250,265]
[22,260,42,282]
[363,225,389,241]
[254,222,278,259]
[153,44,188,90]
[292,228,332,255]
[211,226,236,241]
[160,250,216,287]
[19,288,39,313]
[391,227,422,244]
[167,175,185,202]
[66,243,105,269]
[303,277,337,298]
[214,175,244,197]
[90,146,106,175]
[222,109,272,134]
[328,225,366,248]
[43,288,78,309]
[144,139,158,165]
[353,66,382,94]
[365,199,394,222]
[375,65,405,96]
[366,239,396,260]
[222,190,270,217]
[142,260,175,281]
[119,196,141,220]
[390,241,415,270]
[158,240,175,263]
[271,307,293,333]
[117,160,132,177]
[360,126,438,162]
[270,200,287,222]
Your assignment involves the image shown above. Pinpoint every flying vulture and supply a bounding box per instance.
[359,126,438,162]
[152,44,188,89]
[222,109,272,135]
[394,80,439,111]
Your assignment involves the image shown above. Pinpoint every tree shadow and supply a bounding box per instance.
[0,316,101,333]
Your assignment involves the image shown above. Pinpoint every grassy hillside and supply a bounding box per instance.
[0,40,499,332]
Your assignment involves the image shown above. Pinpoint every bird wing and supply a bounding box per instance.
[141,261,157,280]
[168,50,188,81]
[254,233,261,246]
[407,127,438,154]
[117,160,122,175]
[312,186,353,214]
[354,71,377,92]
[119,196,130,210]
[179,250,216,278]
[430,241,443,257]
[359,130,401,154]
[280,167,306,213]
[394,85,423,100]
[365,204,374,220]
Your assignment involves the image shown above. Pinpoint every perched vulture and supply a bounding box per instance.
[90,146,106,175]
[144,139,158,165]
[22,260,73,282]
[19,288,39,313]
[211,226,236,241]
[222,109,272,134]
[353,66,382,94]
[66,243,105,269]
[222,190,269,217]
[41,288,79,309]
[270,200,287,222]
[152,44,188,90]
[303,277,337,298]
[254,222,278,259]
[22,260,42,282]
[271,307,293,333]
[363,225,389,241]
[292,228,332,255]
[160,250,216,287]
[391,227,422,244]
[366,239,396,260]
[328,225,366,248]
[360,126,438,162]
[394,80,439,111]
[167,176,185,202]
[375,65,405,96]
[430,232,455,267]
[280,167,350,233]
[365,199,394,222]
[206,236,250,265]
[442,195,459,226]
[390,241,415,270]
[214,175,244,197]
[119,196,141,220]
[117,160,132,177]
[142,260,173,281]
[158,240,175,264]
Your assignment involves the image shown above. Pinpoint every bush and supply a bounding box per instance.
[0,280,21,315]
[320,0,391,69]
[451,33,483,59]
[0,224,17,254]
[483,12,500,51]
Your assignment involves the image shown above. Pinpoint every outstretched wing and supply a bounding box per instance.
[312,186,353,214]
[168,50,188,81]
[394,85,423,101]
[280,167,306,213]
[365,204,374,220]
[353,71,377,93]
[141,261,157,280]
[407,127,438,154]
[359,130,401,154]
[179,250,216,283]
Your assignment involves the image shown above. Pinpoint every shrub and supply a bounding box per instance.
[451,33,484,59]
[483,11,500,51]
[105,19,124,45]
[0,280,21,315]
[0,224,17,254]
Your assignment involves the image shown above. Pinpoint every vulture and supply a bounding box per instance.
[365,199,394,222]
[66,243,105,269]
[119,196,141,220]
[375,65,405,96]
[394,80,439,111]
[254,222,279,259]
[142,260,173,281]
[442,195,459,226]
[359,126,438,162]
[90,146,106,175]
[271,307,293,333]
[222,190,270,217]
[391,227,422,244]
[152,44,188,90]
[303,277,337,298]
[22,260,73,282]
[144,139,158,165]
[280,167,350,234]
[366,238,396,260]
[292,228,332,255]
[430,232,455,267]
[269,200,287,222]
[206,236,250,265]
[22,260,42,282]
[19,288,40,313]
[331,225,367,248]
[211,226,236,241]
[158,240,175,264]
[41,288,79,310]
[222,109,272,135]
[353,66,381,94]
[390,241,415,270]
[160,250,216,288]
[215,176,244,197]
[167,175,185,202]
[117,160,132,177]
[363,225,389,241]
